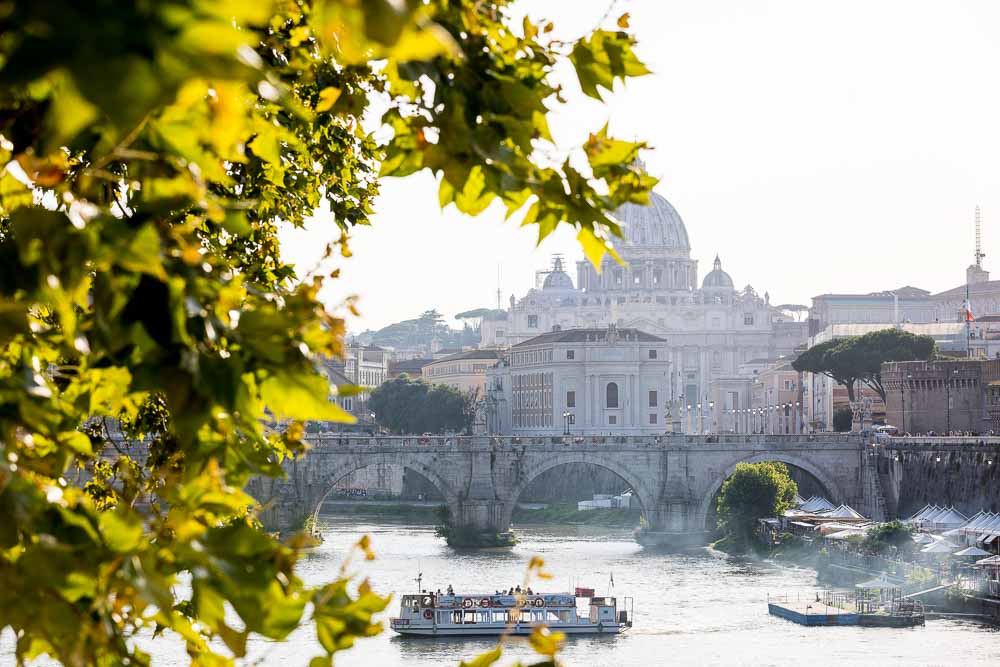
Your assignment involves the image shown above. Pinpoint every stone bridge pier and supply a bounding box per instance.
[248,434,869,548]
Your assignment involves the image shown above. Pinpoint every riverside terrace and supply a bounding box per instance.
[248,433,874,547]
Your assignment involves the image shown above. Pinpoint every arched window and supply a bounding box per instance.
[606,382,619,408]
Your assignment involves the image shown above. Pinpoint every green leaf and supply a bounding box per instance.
[459,647,503,667]
[260,368,356,423]
[315,87,341,112]
[0,171,33,214]
[98,509,143,552]
[118,224,167,280]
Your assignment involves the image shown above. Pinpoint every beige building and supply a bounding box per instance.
[486,326,672,435]
[421,349,501,395]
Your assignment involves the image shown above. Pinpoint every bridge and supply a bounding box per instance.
[248,433,874,546]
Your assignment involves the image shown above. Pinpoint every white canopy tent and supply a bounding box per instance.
[954,546,992,557]
[921,539,960,554]
[930,507,968,531]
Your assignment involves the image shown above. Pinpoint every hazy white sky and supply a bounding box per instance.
[280,0,1000,333]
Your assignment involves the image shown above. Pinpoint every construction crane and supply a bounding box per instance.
[975,205,986,268]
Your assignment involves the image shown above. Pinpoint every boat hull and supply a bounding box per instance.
[392,624,627,637]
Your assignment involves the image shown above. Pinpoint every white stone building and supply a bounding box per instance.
[480,190,806,420]
[485,326,672,435]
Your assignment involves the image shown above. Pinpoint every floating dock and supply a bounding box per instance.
[768,601,859,626]
[768,600,924,627]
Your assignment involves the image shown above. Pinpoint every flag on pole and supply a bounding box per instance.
[609,572,615,588]
[964,299,975,322]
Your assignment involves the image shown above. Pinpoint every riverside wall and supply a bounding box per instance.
[877,438,1000,518]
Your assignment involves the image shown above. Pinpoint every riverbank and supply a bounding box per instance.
[318,500,641,528]
[513,504,641,527]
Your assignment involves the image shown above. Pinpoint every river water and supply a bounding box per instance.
[4,514,1000,665]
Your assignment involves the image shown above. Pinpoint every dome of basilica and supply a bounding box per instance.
[542,256,575,290]
[702,255,734,291]
[614,191,691,252]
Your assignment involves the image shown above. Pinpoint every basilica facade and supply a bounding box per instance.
[481,190,806,419]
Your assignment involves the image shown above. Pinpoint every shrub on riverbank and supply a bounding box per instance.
[716,462,798,549]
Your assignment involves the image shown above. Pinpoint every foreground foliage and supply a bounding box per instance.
[0,0,651,665]
[716,462,798,548]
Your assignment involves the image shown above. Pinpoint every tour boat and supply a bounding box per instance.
[389,588,632,637]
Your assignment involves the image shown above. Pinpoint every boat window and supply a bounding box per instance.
[492,610,506,623]
[438,612,449,624]
[452,611,462,624]
[546,610,561,622]
[464,611,477,624]
[520,610,532,623]
[559,610,571,623]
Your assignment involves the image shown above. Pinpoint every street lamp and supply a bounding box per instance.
[795,401,801,434]
[562,410,571,435]
[709,400,716,433]
[697,402,703,435]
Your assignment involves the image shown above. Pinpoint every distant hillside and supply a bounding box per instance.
[354,309,480,352]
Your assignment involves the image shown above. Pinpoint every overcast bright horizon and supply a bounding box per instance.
[279,0,1000,334]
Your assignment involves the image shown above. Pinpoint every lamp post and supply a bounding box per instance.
[795,401,801,434]
[696,402,703,435]
[709,400,716,433]
[562,410,571,436]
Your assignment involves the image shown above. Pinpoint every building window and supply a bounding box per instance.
[606,382,619,408]
[744,314,754,326]
[566,350,575,360]
[568,414,576,425]
[649,413,657,424]
[528,315,538,328]
[649,349,657,359]
[648,390,658,408]
[608,415,617,425]
[566,391,576,408]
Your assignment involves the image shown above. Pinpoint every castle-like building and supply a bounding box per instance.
[481,190,806,433]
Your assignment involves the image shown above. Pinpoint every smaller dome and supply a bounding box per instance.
[702,255,734,291]
[542,256,575,291]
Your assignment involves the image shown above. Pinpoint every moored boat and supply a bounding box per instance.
[390,588,632,637]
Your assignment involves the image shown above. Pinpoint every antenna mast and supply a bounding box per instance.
[975,205,986,268]
[496,265,502,311]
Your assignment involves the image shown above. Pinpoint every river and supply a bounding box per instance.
[4,514,1000,665]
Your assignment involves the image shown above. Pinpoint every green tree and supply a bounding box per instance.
[0,1,651,665]
[861,520,913,555]
[793,330,935,403]
[833,407,854,432]
[851,329,936,403]
[716,462,798,547]
[792,339,863,401]
[369,376,470,434]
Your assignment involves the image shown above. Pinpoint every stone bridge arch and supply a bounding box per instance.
[498,451,657,530]
[304,452,462,523]
[694,452,845,531]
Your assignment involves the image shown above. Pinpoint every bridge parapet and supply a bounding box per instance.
[304,433,868,451]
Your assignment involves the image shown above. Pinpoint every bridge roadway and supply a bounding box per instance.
[248,433,872,546]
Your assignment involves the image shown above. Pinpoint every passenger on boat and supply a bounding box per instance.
[447,585,454,595]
